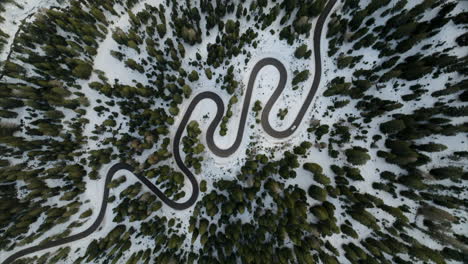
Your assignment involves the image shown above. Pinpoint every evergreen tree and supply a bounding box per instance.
[345,146,370,165]
[72,61,93,79]
[380,119,406,134]
[188,70,199,82]
[308,185,328,201]
[430,166,464,180]
[292,70,309,85]
[294,44,311,59]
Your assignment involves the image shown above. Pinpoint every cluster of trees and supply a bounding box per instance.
[145,137,172,167]
[303,162,330,185]
[9,2,108,81]
[206,20,257,68]
[368,104,466,259]
[175,132,458,264]
[311,123,329,141]
[219,95,238,136]
[105,2,205,129]
[76,0,468,262]
[278,0,327,44]
[0,0,115,159]
[171,0,202,45]
[326,0,466,102]
[323,76,351,97]
[330,0,454,55]
[182,121,204,174]
[336,54,362,69]
[0,165,37,249]
[1,0,466,263]
[0,163,91,251]
[82,225,141,263]
[294,44,312,59]
[292,69,309,87]
[327,163,455,263]
[216,66,241,136]
[186,150,329,264]
[252,100,262,123]
[0,0,151,252]
[147,165,186,200]
[221,65,239,95]
[0,0,20,52]
[15,246,72,264]
[376,103,466,170]
[356,96,403,122]
[326,125,345,159]
[112,4,167,54]
[112,184,163,222]
[314,6,467,247]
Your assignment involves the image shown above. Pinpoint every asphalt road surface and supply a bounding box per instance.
[2,0,337,262]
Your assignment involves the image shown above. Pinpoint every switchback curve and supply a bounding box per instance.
[1,0,337,263]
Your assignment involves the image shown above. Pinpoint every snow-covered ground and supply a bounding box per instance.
[1,0,467,263]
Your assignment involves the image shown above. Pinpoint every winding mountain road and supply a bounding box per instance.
[2,0,337,263]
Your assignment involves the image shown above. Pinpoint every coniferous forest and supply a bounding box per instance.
[0,0,467,263]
